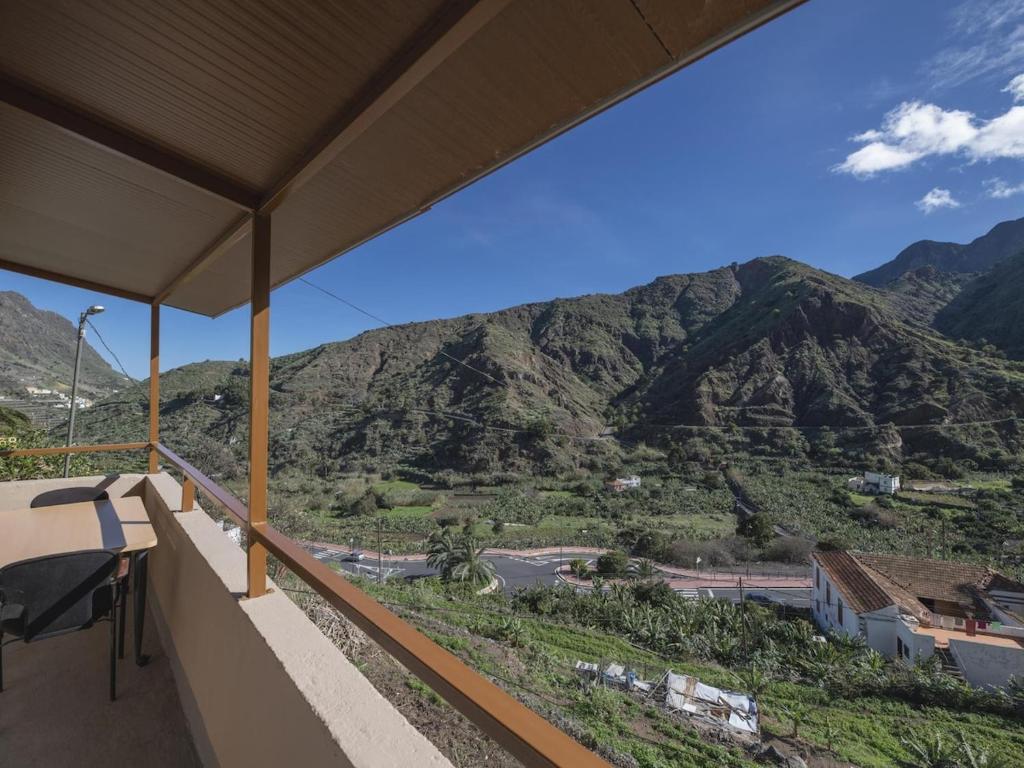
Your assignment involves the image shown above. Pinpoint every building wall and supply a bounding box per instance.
[811,560,862,640]
[861,606,901,657]
[894,620,934,665]
[949,640,1024,689]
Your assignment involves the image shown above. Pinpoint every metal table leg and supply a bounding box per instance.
[118,564,128,660]
[132,550,151,666]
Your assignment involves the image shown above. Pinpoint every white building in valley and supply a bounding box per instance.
[605,475,641,493]
[848,471,900,495]
[811,550,1024,689]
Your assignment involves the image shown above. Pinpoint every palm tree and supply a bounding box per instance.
[426,528,459,578]
[569,558,589,581]
[450,538,496,588]
[628,558,656,581]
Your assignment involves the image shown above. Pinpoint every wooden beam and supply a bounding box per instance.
[258,0,511,215]
[246,212,271,598]
[0,442,147,458]
[181,476,195,513]
[153,214,251,305]
[0,257,152,304]
[148,303,160,473]
[0,75,260,211]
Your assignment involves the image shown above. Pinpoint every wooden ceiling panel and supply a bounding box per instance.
[0,0,447,190]
[0,103,240,298]
[0,0,803,315]
[634,0,798,59]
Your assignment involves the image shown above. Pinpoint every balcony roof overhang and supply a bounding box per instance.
[0,0,803,317]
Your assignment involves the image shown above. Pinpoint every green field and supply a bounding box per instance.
[381,505,434,519]
[291,575,1024,768]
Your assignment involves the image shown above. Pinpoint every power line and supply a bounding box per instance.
[86,319,135,383]
[299,277,503,386]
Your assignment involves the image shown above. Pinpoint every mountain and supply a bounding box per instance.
[0,291,127,399]
[854,217,1024,286]
[935,252,1024,360]
[75,257,1024,479]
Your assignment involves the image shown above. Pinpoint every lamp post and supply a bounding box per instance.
[63,305,105,477]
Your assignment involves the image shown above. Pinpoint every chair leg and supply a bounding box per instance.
[118,579,127,659]
[109,590,117,702]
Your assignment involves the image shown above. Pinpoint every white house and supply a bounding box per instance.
[811,551,1024,689]
[605,475,641,493]
[848,471,900,495]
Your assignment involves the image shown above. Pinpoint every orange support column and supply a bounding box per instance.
[247,212,271,597]
[148,302,159,473]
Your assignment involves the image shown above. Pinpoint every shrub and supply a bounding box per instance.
[596,550,629,576]
[763,536,813,564]
[668,539,734,568]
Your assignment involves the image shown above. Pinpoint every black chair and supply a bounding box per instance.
[30,488,110,508]
[0,550,122,700]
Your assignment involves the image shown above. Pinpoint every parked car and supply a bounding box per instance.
[346,550,365,562]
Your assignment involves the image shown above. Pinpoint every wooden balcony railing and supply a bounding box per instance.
[0,441,610,768]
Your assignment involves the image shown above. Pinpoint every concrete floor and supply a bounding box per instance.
[0,603,200,767]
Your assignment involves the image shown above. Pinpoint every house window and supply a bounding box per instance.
[816,599,821,613]
[897,637,904,658]
[815,566,820,590]
[826,582,831,606]
[838,598,844,626]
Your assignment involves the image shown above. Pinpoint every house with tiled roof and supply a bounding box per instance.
[811,550,1024,689]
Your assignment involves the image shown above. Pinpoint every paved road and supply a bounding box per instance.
[306,544,811,608]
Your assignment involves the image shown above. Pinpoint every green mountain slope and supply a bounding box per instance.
[855,216,1024,286]
[0,291,127,398]
[935,251,1024,360]
[75,257,1024,479]
[623,258,1024,465]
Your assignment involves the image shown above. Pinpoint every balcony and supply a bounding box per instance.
[0,469,456,767]
[0,4,804,764]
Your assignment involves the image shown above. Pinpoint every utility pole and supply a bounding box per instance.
[377,516,384,584]
[64,304,105,477]
[739,576,748,660]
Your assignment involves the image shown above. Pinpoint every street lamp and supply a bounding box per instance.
[63,305,104,477]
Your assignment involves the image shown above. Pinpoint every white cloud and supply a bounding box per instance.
[835,76,1024,177]
[985,177,1024,197]
[916,188,961,214]
[929,1,1024,89]
[1004,73,1024,101]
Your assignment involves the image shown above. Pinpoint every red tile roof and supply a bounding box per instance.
[813,551,893,614]
[812,551,1024,620]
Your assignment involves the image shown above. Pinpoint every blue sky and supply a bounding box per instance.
[5,0,1024,379]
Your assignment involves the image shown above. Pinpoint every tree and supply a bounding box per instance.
[351,489,379,517]
[426,529,459,578]
[596,550,629,576]
[450,538,496,587]
[569,558,589,581]
[737,513,773,548]
[628,558,656,581]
